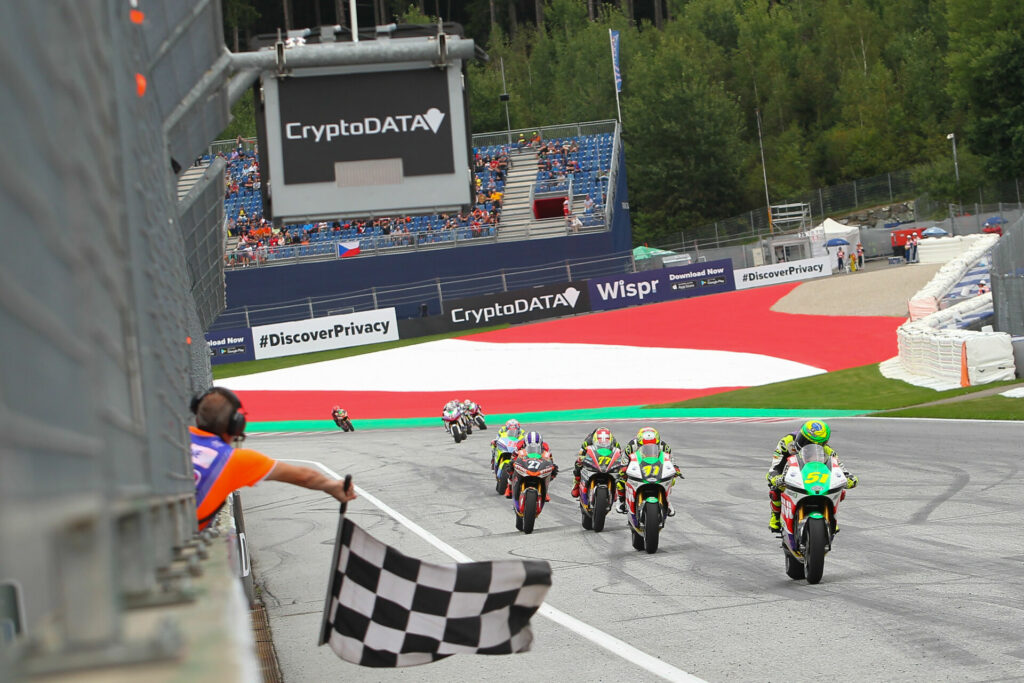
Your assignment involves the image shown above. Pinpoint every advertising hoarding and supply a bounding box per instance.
[735,256,832,290]
[445,282,592,330]
[250,308,399,360]
[205,327,255,365]
[587,259,735,311]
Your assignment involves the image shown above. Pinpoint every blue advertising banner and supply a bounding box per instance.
[587,258,735,311]
[609,29,622,93]
[205,327,255,365]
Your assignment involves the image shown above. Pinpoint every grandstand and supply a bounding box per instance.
[211,121,621,267]
[211,120,632,325]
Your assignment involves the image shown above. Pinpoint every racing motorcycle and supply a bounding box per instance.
[578,444,627,532]
[776,443,848,584]
[621,443,679,553]
[511,448,557,534]
[442,404,465,443]
[491,434,519,495]
[465,401,487,431]
[332,409,354,432]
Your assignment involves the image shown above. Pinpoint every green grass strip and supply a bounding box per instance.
[646,364,1021,411]
[246,406,868,432]
[213,323,510,379]
[869,395,1024,420]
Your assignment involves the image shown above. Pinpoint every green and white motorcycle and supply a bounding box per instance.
[776,443,850,584]
[621,443,679,554]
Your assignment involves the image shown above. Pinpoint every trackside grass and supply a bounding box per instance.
[646,364,1023,419]
[212,324,509,379]
[869,395,1024,420]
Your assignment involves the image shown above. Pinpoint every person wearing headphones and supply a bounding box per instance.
[190,386,356,530]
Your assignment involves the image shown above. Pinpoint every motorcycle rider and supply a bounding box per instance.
[766,420,858,533]
[571,427,624,498]
[494,418,523,441]
[617,426,680,515]
[331,405,346,421]
[442,399,461,433]
[508,430,558,501]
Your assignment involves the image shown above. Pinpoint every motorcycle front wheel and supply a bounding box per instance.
[592,487,609,532]
[496,465,510,495]
[643,500,661,554]
[630,527,645,550]
[522,488,538,534]
[804,517,827,584]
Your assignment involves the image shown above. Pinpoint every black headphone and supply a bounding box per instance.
[191,386,247,437]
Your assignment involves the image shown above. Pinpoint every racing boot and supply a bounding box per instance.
[616,491,627,514]
[570,478,580,498]
[768,511,782,533]
[504,484,512,498]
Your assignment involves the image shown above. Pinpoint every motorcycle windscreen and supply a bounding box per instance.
[797,444,828,467]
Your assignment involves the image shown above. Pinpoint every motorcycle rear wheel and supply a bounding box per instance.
[476,416,487,430]
[643,501,661,554]
[805,517,827,584]
[784,552,806,580]
[522,489,538,534]
[592,487,609,532]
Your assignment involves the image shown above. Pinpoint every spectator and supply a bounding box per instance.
[837,246,845,272]
[190,387,356,531]
[583,195,595,214]
[570,214,583,234]
[978,280,990,294]
[856,243,864,270]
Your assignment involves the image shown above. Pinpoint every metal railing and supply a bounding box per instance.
[212,250,636,329]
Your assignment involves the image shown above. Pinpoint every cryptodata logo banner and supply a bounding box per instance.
[251,309,398,360]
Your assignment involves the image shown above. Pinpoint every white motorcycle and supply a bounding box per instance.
[776,443,849,584]
[621,443,679,554]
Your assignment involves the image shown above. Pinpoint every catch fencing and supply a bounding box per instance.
[992,215,1024,336]
[1,1,220,674]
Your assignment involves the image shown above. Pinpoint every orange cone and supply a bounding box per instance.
[960,341,970,387]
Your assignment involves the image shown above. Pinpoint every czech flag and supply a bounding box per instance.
[337,240,361,258]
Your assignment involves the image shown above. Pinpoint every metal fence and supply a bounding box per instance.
[655,172,1024,253]
[1,1,217,674]
[212,251,636,329]
[992,215,1024,335]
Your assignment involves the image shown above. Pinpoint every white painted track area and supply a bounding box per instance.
[223,339,825,392]
[240,418,1024,682]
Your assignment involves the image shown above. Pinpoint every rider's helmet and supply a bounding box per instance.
[796,420,830,447]
[524,431,544,456]
[504,419,521,438]
[594,428,613,449]
[636,426,660,446]
[333,405,340,411]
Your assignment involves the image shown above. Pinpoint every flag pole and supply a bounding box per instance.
[609,29,622,123]
[318,474,352,646]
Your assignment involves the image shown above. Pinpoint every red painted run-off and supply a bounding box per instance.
[233,282,905,421]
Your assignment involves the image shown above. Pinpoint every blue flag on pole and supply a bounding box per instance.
[609,30,622,93]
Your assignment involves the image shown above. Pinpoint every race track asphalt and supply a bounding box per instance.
[240,418,1024,682]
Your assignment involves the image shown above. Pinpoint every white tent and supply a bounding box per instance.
[807,218,861,269]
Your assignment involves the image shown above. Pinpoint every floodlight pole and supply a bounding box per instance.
[756,108,772,234]
[500,57,512,144]
[349,0,358,41]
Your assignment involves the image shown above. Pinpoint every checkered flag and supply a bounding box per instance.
[319,516,551,667]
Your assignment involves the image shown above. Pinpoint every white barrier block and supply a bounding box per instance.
[966,335,1016,384]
